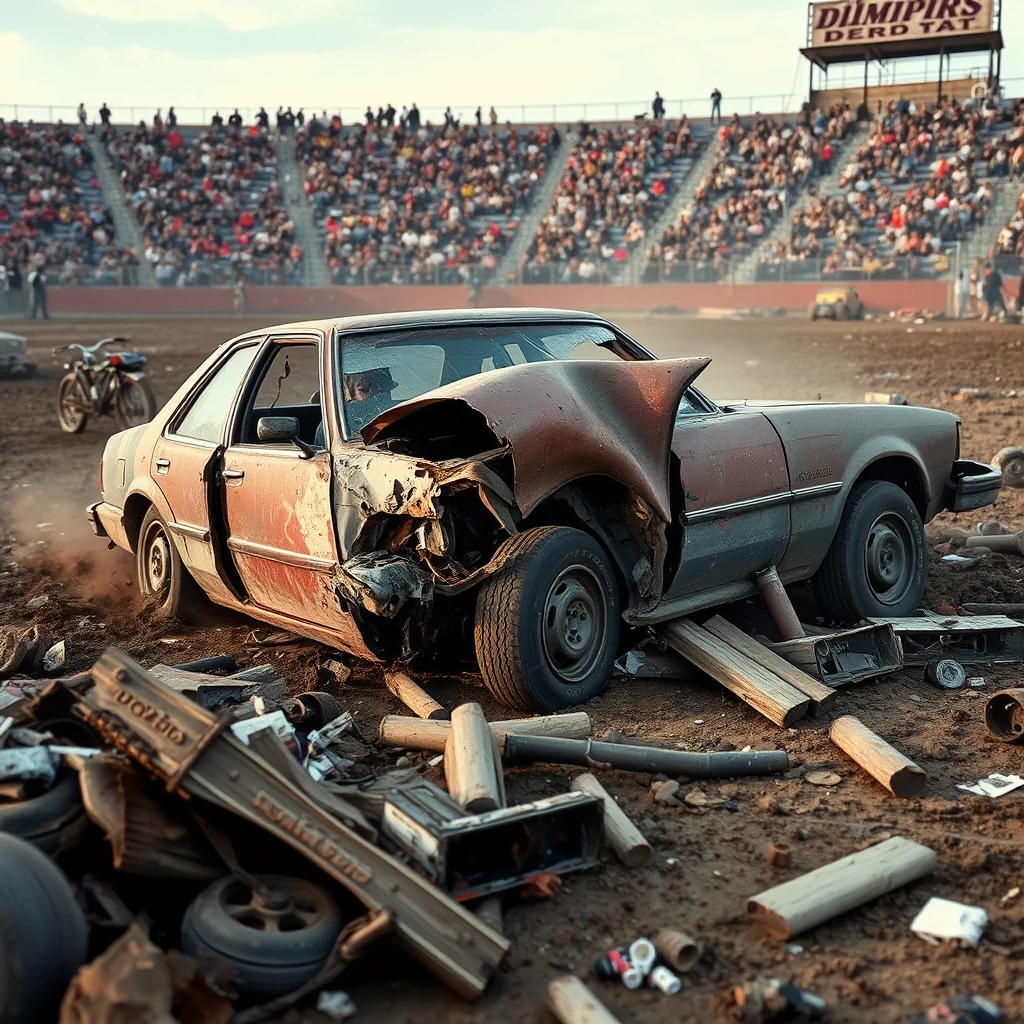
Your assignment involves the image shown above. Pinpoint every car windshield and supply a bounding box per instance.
[337,322,622,434]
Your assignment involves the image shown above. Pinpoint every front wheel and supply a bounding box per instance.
[56,373,89,434]
[812,479,926,622]
[474,526,621,711]
[116,376,157,429]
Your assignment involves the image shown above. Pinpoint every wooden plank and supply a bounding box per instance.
[746,836,936,939]
[658,619,810,727]
[829,715,926,797]
[444,703,503,813]
[703,615,837,715]
[379,712,592,752]
[548,975,622,1024]
[384,670,449,720]
[570,772,651,868]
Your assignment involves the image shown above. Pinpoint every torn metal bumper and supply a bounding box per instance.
[944,459,1002,513]
[87,501,131,549]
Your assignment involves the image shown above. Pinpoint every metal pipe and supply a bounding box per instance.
[174,655,238,674]
[502,735,789,777]
[985,688,1024,744]
[755,566,805,640]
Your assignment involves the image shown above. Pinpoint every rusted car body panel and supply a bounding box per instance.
[86,308,996,664]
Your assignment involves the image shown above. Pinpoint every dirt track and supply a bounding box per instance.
[3,312,1024,1023]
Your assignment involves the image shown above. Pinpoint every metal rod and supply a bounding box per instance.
[754,566,805,640]
[502,734,790,777]
[174,655,238,674]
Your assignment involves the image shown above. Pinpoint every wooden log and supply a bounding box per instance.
[658,619,810,727]
[963,602,1024,617]
[829,715,926,797]
[966,533,1024,554]
[547,975,622,1024]
[444,703,503,813]
[383,669,449,721]
[570,772,652,868]
[746,836,936,939]
[703,616,837,716]
[379,711,592,752]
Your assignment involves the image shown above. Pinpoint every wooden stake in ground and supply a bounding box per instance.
[547,975,622,1024]
[383,669,449,720]
[659,619,810,727]
[829,715,926,797]
[703,615,837,716]
[746,836,936,939]
[570,772,652,868]
[379,711,592,752]
[444,703,504,812]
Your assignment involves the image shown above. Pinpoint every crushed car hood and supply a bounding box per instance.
[363,357,711,521]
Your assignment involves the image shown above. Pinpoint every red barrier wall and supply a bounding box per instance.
[43,279,955,318]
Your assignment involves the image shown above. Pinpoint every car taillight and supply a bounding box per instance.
[99,459,104,494]
[108,353,122,367]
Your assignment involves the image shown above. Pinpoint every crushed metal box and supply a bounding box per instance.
[767,622,903,686]
[867,614,1024,666]
[381,779,603,901]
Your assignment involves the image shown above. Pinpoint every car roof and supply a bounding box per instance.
[234,307,611,339]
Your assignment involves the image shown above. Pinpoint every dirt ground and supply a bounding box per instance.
[2,312,1024,1023]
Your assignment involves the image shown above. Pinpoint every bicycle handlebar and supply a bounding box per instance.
[53,337,131,356]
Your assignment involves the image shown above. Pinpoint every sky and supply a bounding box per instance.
[0,0,1020,124]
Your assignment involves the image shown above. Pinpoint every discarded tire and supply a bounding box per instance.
[0,832,89,1024]
[0,771,89,855]
[182,874,343,998]
[475,526,621,712]
[992,447,1024,488]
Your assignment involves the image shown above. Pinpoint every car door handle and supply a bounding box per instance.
[222,469,245,479]
[155,458,170,468]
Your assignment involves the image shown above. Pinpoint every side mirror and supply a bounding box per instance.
[256,416,317,459]
[256,415,299,442]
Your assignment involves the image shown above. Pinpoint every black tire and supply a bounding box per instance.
[57,372,89,433]
[812,479,926,622]
[136,506,204,620]
[474,526,621,711]
[0,833,89,1024]
[116,376,157,429]
[182,874,342,998]
[835,302,850,320]
[993,447,1024,488]
[0,772,89,856]
[292,691,342,731]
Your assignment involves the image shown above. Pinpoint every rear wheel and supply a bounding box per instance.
[57,372,89,433]
[116,377,157,428]
[812,479,926,622]
[475,526,621,711]
[136,506,203,620]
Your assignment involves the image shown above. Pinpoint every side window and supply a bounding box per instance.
[240,342,324,445]
[175,345,258,443]
[675,388,711,420]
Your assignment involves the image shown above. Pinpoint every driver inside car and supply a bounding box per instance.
[341,367,398,432]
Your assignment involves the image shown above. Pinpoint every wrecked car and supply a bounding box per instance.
[86,308,1001,711]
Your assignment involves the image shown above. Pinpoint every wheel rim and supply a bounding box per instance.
[1005,457,1024,486]
[60,380,87,428]
[864,512,916,606]
[220,880,327,934]
[541,564,607,684]
[142,521,172,597]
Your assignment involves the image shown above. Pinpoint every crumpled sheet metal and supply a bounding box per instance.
[59,920,232,1024]
[338,551,433,618]
[363,357,711,522]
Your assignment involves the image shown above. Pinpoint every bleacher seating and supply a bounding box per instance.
[296,117,557,285]
[992,99,1024,276]
[521,118,705,284]
[106,121,301,286]
[0,120,134,285]
[759,98,1011,281]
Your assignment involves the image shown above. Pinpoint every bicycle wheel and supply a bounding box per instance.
[116,377,157,429]
[56,373,89,434]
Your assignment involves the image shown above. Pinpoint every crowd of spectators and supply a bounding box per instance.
[0,119,136,286]
[761,97,1010,280]
[521,118,699,283]
[646,103,855,281]
[296,114,557,284]
[105,116,301,286]
[991,99,1024,272]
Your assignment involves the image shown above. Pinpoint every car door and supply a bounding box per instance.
[220,335,345,624]
[152,342,261,604]
[665,395,791,599]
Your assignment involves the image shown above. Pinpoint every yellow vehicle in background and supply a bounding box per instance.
[809,286,863,321]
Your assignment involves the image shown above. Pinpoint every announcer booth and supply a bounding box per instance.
[802,0,1005,117]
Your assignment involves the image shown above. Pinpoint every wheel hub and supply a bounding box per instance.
[146,531,170,594]
[542,566,607,684]
[865,514,914,605]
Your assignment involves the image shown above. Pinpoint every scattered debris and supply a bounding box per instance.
[864,392,908,405]
[548,974,621,1024]
[384,668,449,721]
[868,615,1024,665]
[42,640,66,674]
[731,976,827,1022]
[983,689,1024,743]
[650,779,681,805]
[924,658,967,690]
[956,774,1024,798]
[766,842,791,869]
[966,533,1024,555]
[909,994,1003,1024]
[999,887,1020,907]
[804,770,842,787]
[571,771,652,867]
[911,897,988,947]
[316,990,357,1020]
[829,715,926,798]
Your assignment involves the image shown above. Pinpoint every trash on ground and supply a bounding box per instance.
[731,975,827,1022]
[910,897,988,946]
[984,689,1024,743]
[956,774,1024,798]
[908,994,1004,1024]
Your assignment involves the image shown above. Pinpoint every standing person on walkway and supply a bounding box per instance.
[981,262,1006,322]
[28,263,49,320]
[99,102,111,126]
[77,102,87,125]
[710,87,722,124]
[652,91,665,120]
[489,106,498,126]
[968,258,982,316]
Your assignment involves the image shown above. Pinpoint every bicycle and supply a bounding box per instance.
[54,337,157,434]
